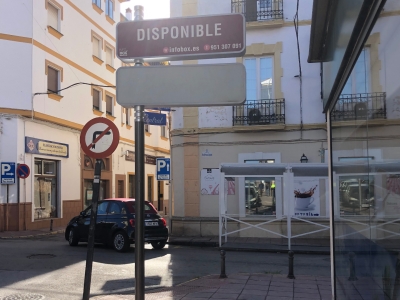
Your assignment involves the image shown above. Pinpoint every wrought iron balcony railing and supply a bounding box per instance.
[231,0,283,22]
[233,99,285,126]
[331,92,386,121]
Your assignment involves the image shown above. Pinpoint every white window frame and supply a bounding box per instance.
[244,56,274,101]
[341,48,371,95]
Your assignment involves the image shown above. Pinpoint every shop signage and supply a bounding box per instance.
[116,13,245,62]
[144,112,167,126]
[125,150,158,165]
[25,137,69,158]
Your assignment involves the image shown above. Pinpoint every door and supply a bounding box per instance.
[157,181,164,211]
[129,175,135,198]
[95,201,109,242]
[147,176,153,203]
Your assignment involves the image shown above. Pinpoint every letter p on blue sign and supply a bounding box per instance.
[1,162,16,184]
[156,158,170,181]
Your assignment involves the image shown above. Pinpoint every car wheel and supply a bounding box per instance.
[68,227,79,246]
[151,240,167,250]
[112,231,130,252]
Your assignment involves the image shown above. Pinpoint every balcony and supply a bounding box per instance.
[231,0,284,22]
[331,93,386,121]
[233,99,285,126]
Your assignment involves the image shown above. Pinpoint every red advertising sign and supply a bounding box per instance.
[116,14,246,62]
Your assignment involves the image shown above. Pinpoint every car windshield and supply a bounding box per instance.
[126,202,158,214]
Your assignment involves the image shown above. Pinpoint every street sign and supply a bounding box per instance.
[116,14,245,62]
[1,162,15,184]
[16,164,30,179]
[156,158,170,181]
[116,63,246,107]
[144,112,167,126]
[80,117,120,159]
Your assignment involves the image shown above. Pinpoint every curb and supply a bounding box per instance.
[0,229,65,240]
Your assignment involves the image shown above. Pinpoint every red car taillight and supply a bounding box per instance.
[160,218,167,227]
[129,219,135,227]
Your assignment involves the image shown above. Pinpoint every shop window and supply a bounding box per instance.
[84,179,107,208]
[34,159,58,220]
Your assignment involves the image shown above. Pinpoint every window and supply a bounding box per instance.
[125,108,131,125]
[93,36,101,59]
[161,126,167,138]
[105,94,113,115]
[148,176,153,202]
[105,0,114,19]
[105,46,113,67]
[34,159,58,220]
[47,66,59,94]
[92,0,101,8]
[341,48,370,95]
[244,57,274,101]
[47,2,59,30]
[144,124,150,132]
[93,88,101,110]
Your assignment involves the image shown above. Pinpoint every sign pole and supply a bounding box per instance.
[83,159,102,300]
[134,6,145,300]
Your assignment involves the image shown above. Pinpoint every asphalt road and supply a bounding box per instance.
[0,233,330,300]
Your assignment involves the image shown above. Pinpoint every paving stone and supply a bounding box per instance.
[210,293,238,299]
[266,291,293,297]
[240,289,268,296]
[294,288,320,294]
[265,296,293,300]
[244,284,270,291]
[293,292,321,299]
[238,295,266,300]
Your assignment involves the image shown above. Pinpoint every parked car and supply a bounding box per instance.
[65,198,168,252]
[245,186,261,209]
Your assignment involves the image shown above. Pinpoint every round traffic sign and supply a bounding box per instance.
[17,164,30,179]
[80,117,120,159]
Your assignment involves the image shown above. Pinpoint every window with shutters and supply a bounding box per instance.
[161,126,167,138]
[92,0,101,8]
[105,94,113,116]
[105,46,113,67]
[91,31,103,64]
[46,0,63,39]
[125,108,131,125]
[45,60,63,101]
[93,89,101,111]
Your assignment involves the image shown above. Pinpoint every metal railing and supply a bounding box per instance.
[233,99,285,126]
[331,92,386,121]
[231,0,284,22]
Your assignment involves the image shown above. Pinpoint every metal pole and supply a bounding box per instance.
[6,184,9,231]
[82,159,102,300]
[220,250,227,278]
[134,7,145,300]
[287,251,295,279]
[168,113,173,235]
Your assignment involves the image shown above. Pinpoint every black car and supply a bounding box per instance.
[65,198,168,252]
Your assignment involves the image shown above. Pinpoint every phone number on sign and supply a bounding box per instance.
[204,43,242,51]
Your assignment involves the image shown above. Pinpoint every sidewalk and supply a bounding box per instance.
[91,273,332,300]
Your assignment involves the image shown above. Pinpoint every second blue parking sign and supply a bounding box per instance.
[156,158,170,181]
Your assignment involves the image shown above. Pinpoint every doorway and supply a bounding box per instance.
[157,180,164,212]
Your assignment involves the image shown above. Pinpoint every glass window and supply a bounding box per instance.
[105,46,113,67]
[109,202,121,214]
[92,0,101,8]
[97,201,108,215]
[125,108,130,125]
[92,36,101,58]
[341,48,370,95]
[244,57,273,101]
[161,126,167,138]
[105,0,114,19]
[34,159,58,220]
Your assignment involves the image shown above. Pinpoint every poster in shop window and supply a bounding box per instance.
[294,178,320,217]
[200,169,235,195]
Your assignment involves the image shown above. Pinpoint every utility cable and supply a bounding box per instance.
[294,0,303,139]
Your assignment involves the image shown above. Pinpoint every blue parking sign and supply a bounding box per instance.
[156,158,170,181]
[1,162,16,184]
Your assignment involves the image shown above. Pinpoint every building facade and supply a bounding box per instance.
[0,0,170,232]
[169,0,329,236]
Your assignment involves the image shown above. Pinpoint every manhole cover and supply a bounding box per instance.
[1,293,45,300]
[27,254,56,259]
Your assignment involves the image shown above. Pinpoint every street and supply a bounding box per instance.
[0,234,330,299]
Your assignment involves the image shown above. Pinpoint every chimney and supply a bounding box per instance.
[125,8,132,21]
